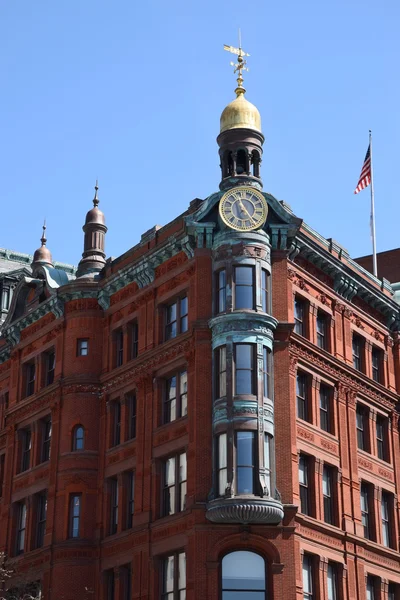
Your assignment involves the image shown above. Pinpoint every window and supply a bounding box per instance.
[0,454,5,498]
[327,563,338,600]
[161,552,186,600]
[44,350,55,386]
[218,433,227,496]
[106,569,115,600]
[25,362,36,397]
[235,344,255,395]
[217,270,227,313]
[109,478,118,535]
[322,465,335,525]
[263,347,271,398]
[372,347,382,383]
[122,565,132,600]
[69,494,81,538]
[361,482,374,540]
[381,491,393,548]
[20,428,31,472]
[264,434,272,494]
[165,296,188,340]
[296,373,309,422]
[261,269,269,313]
[77,339,89,356]
[36,492,47,549]
[16,502,27,555]
[126,471,135,529]
[164,370,188,423]
[234,266,254,310]
[72,425,85,451]
[217,346,227,398]
[41,418,52,462]
[236,431,255,494]
[111,401,121,447]
[316,311,328,350]
[163,452,187,516]
[126,393,137,440]
[319,385,333,433]
[299,454,311,515]
[294,297,305,336]
[115,329,124,367]
[129,322,139,360]
[376,416,389,462]
[356,404,369,452]
[366,576,378,600]
[302,554,314,600]
[352,334,363,371]
[222,551,266,599]
[388,583,400,600]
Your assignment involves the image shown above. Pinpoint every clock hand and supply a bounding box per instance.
[238,199,256,223]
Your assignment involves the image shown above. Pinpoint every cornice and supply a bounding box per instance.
[2,296,63,347]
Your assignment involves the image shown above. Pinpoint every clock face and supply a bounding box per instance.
[219,187,268,231]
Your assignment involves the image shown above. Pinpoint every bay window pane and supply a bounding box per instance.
[237,432,254,494]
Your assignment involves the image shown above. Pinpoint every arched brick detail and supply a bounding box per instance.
[208,531,281,565]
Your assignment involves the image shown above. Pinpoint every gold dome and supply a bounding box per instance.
[220,90,262,134]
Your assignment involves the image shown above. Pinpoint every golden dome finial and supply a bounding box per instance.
[223,29,250,97]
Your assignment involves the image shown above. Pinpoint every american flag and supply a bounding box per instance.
[354,144,371,194]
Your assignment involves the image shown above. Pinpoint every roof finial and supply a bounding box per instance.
[41,220,47,247]
[93,179,99,208]
[224,30,250,97]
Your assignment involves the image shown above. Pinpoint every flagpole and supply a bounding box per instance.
[369,130,378,277]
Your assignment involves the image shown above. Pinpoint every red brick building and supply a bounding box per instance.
[1,65,400,600]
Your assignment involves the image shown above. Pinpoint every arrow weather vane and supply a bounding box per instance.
[224,29,250,95]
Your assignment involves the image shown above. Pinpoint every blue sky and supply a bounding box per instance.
[1,0,399,267]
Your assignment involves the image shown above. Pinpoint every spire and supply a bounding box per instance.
[76,180,108,278]
[41,220,47,247]
[32,219,53,270]
[223,30,250,97]
[93,179,99,208]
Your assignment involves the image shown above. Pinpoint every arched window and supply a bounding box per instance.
[72,425,84,451]
[252,150,260,178]
[222,551,266,598]
[236,149,248,175]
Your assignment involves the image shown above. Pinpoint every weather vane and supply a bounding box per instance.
[223,29,250,95]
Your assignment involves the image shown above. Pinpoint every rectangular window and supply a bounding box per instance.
[352,335,363,371]
[126,392,137,441]
[36,492,47,549]
[234,344,255,395]
[77,338,89,356]
[127,471,135,529]
[41,418,52,463]
[115,329,124,367]
[236,431,255,495]
[296,373,309,422]
[366,576,377,600]
[123,565,132,600]
[294,297,305,336]
[261,269,269,313]
[361,482,373,540]
[20,429,31,472]
[217,269,226,313]
[218,433,227,496]
[164,370,188,423]
[162,552,186,600]
[381,491,393,548]
[165,296,188,340]
[264,433,272,493]
[376,416,388,462]
[110,478,118,535]
[111,401,121,447]
[234,266,254,310]
[302,554,314,600]
[217,346,227,398]
[44,350,55,386]
[263,347,271,398]
[299,454,311,516]
[372,347,382,383]
[319,385,333,433]
[327,563,338,600]
[322,464,335,525]
[16,502,27,555]
[25,362,36,397]
[106,569,115,600]
[129,322,139,360]
[356,404,369,452]
[69,494,81,538]
[0,454,5,498]
[316,311,328,350]
[388,583,400,600]
[163,452,187,516]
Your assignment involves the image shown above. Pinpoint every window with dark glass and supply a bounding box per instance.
[217,346,227,398]
[20,428,31,472]
[263,347,271,398]
[299,454,311,515]
[319,385,333,433]
[327,563,338,600]
[25,362,36,397]
[122,565,132,600]
[381,491,393,548]
[296,373,309,422]
[316,311,328,350]
[162,552,186,600]
[218,433,227,497]
[372,347,382,383]
[126,392,137,440]
[115,329,124,367]
[261,269,269,313]
[0,454,5,498]
[77,338,89,356]
[361,482,373,540]
[234,344,255,395]
[222,551,266,599]
[302,554,314,600]
[109,478,118,535]
[35,492,47,549]
[264,433,271,494]
[217,269,227,313]
[72,425,84,451]
[236,431,255,495]
[164,370,187,423]
[352,334,363,371]
[294,297,305,336]
[16,502,27,555]
[356,404,369,452]
[388,582,400,600]
[162,452,187,516]
[126,471,135,529]
[234,266,254,310]
[129,322,139,360]
[44,350,55,386]
[376,415,389,462]
[41,418,52,462]
[111,401,121,447]
[366,576,378,600]
[165,296,188,340]
[69,494,81,538]
[106,569,115,600]
[322,464,335,525]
